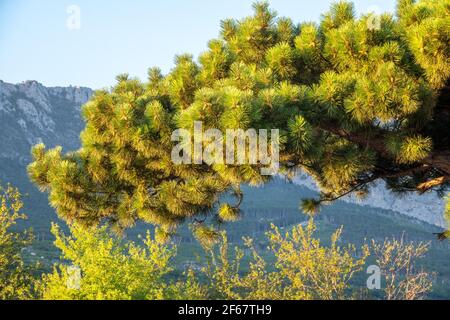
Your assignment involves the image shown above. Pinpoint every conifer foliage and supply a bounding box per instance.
[28,1,450,237]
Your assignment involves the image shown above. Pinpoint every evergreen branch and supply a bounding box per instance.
[319,164,438,204]
[318,121,450,178]
[417,176,449,194]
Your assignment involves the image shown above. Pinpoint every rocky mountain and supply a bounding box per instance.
[0,80,92,163]
[293,172,446,228]
[0,80,445,232]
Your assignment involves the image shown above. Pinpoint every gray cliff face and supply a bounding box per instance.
[292,172,446,228]
[0,80,92,165]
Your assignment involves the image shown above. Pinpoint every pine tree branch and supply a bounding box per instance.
[317,121,450,178]
[318,52,333,68]
[417,176,449,194]
[319,164,438,204]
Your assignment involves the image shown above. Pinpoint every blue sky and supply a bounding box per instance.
[0,0,396,89]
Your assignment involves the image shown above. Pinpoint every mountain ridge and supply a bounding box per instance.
[0,80,92,162]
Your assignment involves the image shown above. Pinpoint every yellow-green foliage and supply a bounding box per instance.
[27,0,449,239]
[371,237,433,300]
[205,220,369,300]
[0,185,36,300]
[41,224,206,300]
[387,135,433,164]
[191,224,222,251]
[38,219,433,300]
[397,0,450,89]
[218,203,241,222]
